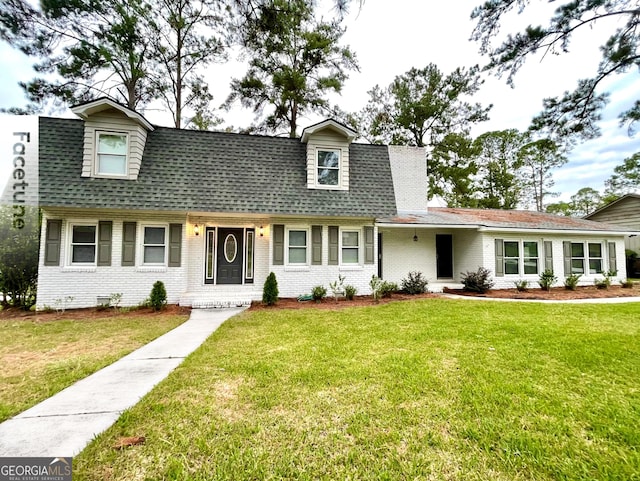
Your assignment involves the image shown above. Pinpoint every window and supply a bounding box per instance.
[341,230,360,264]
[96,132,127,175]
[288,230,308,264]
[143,226,166,264]
[523,241,539,275]
[588,243,603,274]
[570,242,603,275]
[504,241,519,275]
[317,149,340,186]
[502,240,539,275]
[70,224,96,264]
[245,231,254,280]
[571,243,585,274]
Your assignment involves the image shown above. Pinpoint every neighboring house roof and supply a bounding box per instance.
[584,193,640,220]
[377,207,632,234]
[38,117,397,217]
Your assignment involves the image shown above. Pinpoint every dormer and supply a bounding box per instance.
[71,98,154,180]
[301,119,357,191]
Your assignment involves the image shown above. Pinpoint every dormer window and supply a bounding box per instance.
[317,149,340,186]
[96,132,128,176]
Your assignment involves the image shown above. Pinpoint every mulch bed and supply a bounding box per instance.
[0,304,191,322]
[443,285,640,300]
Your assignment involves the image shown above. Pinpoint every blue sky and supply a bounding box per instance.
[0,0,638,202]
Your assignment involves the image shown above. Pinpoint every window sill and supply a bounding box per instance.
[339,265,364,271]
[284,266,310,272]
[63,266,97,272]
[136,266,168,273]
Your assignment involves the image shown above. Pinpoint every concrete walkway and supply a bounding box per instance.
[0,307,246,457]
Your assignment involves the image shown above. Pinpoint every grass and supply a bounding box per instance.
[0,311,188,422]
[75,299,640,480]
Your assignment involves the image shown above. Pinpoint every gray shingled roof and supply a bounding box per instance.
[39,117,397,217]
[378,208,632,233]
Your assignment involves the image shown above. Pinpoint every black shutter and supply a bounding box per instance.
[44,219,62,266]
[494,238,504,277]
[364,226,374,264]
[311,226,322,265]
[273,224,284,265]
[97,221,112,266]
[122,222,136,266]
[168,224,182,267]
[328,226,339,265]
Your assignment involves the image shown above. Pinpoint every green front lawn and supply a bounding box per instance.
[76,300,640,480]
[0,311,188,422]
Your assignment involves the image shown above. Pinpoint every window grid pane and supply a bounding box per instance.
[342,248,359,264]
[289,231,307,247]
[98,134,127,154]
[71,225,96,264]
[571,243,584,257]
[289,247,307,264]
[72,245,95,263]
[143,227,166,264]
[342,231,359,247]
[98,154,126,175]
[571,259,585,274]
[588,243,602,258]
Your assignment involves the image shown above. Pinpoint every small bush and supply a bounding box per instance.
[401,271,428,294]
[621,279,635,288]
[344,285,357,300]
[149,281,167,311]
[379,281,398,298]
[538,269,557,291]
[461,267,494,294]
[564,274,581,291]
[262,272,279,306]
[370,275,383,302]
[514,280,528,292]
[311,285,327,302]
[329,275,346,301]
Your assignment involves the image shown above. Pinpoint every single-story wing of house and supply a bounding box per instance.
[35,98,633,309]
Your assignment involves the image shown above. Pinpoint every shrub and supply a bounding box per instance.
[370,275,383,302]
[594,277,611,289]
[344,285,357,300]
[461,267,494,294]
[329,275,345,302]
[311,285,327,302]
[401,271,428,294]
[621,279,635,288]
[514,280,528,292]
[262,272,279,306]
[564,274,581,291]
[538,269,557,291]
[379,281,398,298]
[149,281,167,311]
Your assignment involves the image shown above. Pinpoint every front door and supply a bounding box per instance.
[216,228,244,284]
[436,234,453,279]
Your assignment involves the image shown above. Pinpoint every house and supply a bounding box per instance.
[35,99,632,309]
[584,194,640,253]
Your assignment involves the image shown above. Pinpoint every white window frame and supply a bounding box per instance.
[245,230,255,280]
[587,242,604,274]
[315,148,341,188]
[286,227,310,265]
[67,222,98,266]
[502,239,539,276]
[570,241,604,275]
[339,227,361,265]
[140,224,168,266]
[95,131,129,177]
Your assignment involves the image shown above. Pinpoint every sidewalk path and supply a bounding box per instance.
[0,307,246,457]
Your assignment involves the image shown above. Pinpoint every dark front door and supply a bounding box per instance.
[436,234,453,279]
[217,228,244,284]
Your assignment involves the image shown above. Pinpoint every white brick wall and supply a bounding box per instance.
[269,221,378,298]
[388,145,428,212]
[38,209,188,309]
[481,233,628,289]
